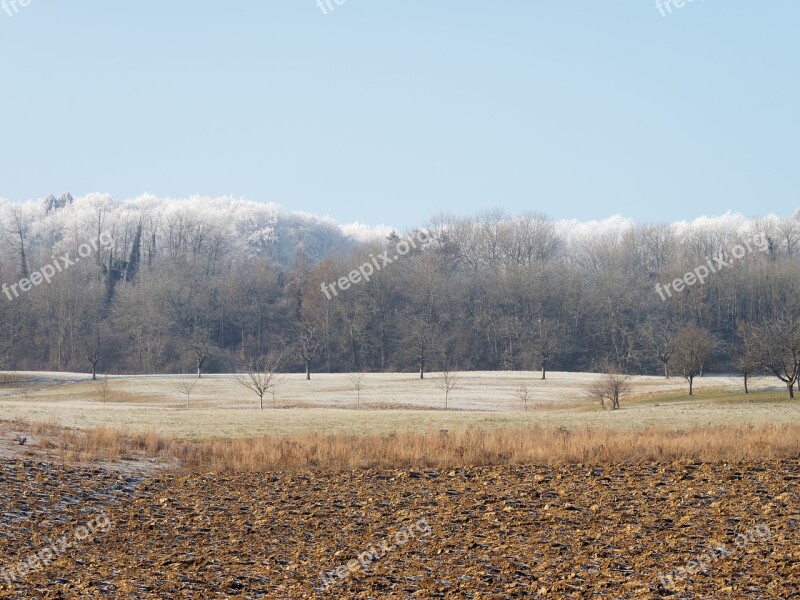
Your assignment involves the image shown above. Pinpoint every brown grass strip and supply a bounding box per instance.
[19,422,799,472]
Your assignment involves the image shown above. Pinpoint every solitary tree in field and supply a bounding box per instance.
[515,383,531,411]
[232,352,285,410]
[175,377,198,409]
[436,363,458,410]
[348,371,365,408]
[672,325,714,396]
[98,374,111,404]
[587,366,630,410]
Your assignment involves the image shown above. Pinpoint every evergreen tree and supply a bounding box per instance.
[125,225,142,282]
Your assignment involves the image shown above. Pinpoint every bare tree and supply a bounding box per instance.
[732,324,761,394]
[587,367,630,410]
[175,377,198,408]
[436,363,458,410]
[530,318,559,380]
[292,322,321,381]
[347,371,365,408]
[646,321,675,378]
[672,325,714,396]
[748,316,800,399]
[97,374,111,404]
[192,339,211,379]
[231,352,285,410]
[776,213,800,256]
[360,261,399,371]
[401,253,445,379]
[87,347,101,381]
[82,285,108,379]
[7,206,29,278]
[515,383,531,411]
[408,321,438,379]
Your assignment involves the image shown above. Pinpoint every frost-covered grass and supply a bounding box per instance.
[0,371,796,440]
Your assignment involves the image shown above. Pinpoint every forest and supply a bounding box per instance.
[1,193,799,393]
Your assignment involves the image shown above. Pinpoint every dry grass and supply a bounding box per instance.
[29,418,62,436]
[0,373,35,386]
[57,426,167,462]
[173,424,800,471]
[13,420,800,472]
[5,419,168,463]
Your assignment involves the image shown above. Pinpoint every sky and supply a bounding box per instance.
[0,1,798,230]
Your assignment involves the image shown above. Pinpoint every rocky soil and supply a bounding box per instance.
[0,460,798,598]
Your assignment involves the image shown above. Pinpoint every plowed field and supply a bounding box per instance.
[1,460,797,598]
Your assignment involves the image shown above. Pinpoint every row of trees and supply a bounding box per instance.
[649,317,800,400]
[588,315,800,409]
[230,356,458,410]
[1,195,800,398]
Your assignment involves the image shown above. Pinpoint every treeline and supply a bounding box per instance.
[2,195,800,390]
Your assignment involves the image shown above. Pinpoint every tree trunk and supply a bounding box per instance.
[419,362,424,379]
[744,373,749,394]
[196,354,206,379]
[789,381,795,399]
[379,330,386,371]
[305,360,311,381]
[688,376,694,396]
[663,363,669,378]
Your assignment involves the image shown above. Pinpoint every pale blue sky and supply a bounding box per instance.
[1,1,798,228]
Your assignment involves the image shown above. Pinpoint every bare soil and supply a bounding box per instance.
[0,460,797,598]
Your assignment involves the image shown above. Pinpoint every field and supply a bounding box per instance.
[1,371,799,598]
[1,459,797,598]
[1,370,799,439]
